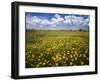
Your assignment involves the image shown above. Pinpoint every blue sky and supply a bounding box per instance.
[25,12,89,30]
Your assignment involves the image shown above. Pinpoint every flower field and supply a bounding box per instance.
[25,30,89,68]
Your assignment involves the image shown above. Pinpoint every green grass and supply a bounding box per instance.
[25,30,89,68]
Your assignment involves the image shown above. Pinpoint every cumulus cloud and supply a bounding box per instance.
[31,16,41,23]
[40,19,53,25]
[64,16,72,24]
[26,13,89,30]
[26,15,41,24]
[51,14,64,24]
[64,15,90,27]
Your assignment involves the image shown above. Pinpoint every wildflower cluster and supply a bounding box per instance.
[25,30,89,68]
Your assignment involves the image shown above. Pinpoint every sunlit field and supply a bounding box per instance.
[25,30,89,68]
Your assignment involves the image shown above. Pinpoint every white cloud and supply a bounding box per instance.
[26,13,89,30]
[64,16,72,23]
[40,19,53,25]
[26,15,41,26]
[40,25,43,27]
[26,15,54,26]
[64,15,89,27]
[84,16,90,23]
[51,18,58,24]
[55,14,60,18]
[82,16,90,26]
[26,15,32,24]
[31,16,41,23]
[51,14,64,24]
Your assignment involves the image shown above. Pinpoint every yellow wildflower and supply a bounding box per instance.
[81,62,84,65]
[70,62,73,65]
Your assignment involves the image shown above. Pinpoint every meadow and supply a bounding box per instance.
[25,30,89,68]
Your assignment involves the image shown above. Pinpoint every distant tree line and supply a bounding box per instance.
[68,29,88,32]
